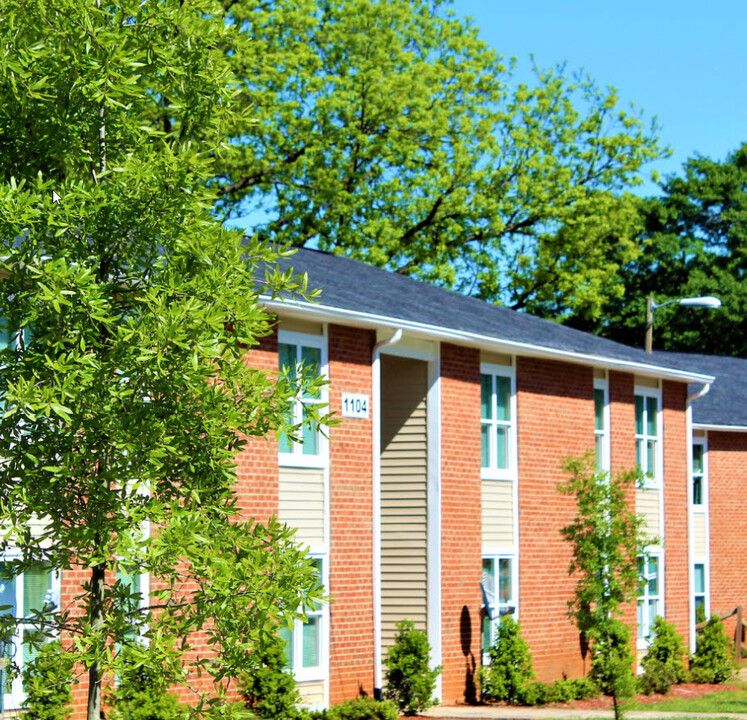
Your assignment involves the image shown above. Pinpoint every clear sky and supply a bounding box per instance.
[453,0,747,194]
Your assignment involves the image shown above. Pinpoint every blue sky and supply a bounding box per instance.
[454,0,747,193]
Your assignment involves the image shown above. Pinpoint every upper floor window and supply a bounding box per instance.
[480,365,515,479]
[635,389,660,487]
[692,440,706,508]
[594,379,609,472]
[278,332,327,467]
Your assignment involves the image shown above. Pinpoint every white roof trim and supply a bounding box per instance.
[261,297,715,384]
[693,423,747,433]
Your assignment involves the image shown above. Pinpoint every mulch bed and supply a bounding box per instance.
[398,681,740,718]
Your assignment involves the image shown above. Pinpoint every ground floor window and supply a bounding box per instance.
[481,555,517,662]
[693,562,708,620]
[0,562,58,709]
[279,557,327,682]
[637,554,661,647]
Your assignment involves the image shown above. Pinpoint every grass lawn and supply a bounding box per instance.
[632,686,747,714]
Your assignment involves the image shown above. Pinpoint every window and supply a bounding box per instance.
[635,390,660,486]
[278,333,327,467]
[594,379,609,472]
[117,566,148,643]
[693,563,708,621]
[0,563,58,709]
[481,556,516,660]
[637,554,661,646]
[279,557,327,682]
[692,440,706,508]
[480,366,515,478]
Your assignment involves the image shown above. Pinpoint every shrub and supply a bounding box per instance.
[109,655,187,720]
[239,631,304,720]
[383,620,441,715]
[589,619,636,699]
[478,615,534,703]
[325,697,399,720]
[639,616,688,694]
[22,640,74,720]
[690,614,734,684]
[517,677,598,706]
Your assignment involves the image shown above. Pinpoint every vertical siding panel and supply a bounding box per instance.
[380,356,428,650]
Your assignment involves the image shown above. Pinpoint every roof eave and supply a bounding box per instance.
[260,297,715,384]
[693,423,747,433]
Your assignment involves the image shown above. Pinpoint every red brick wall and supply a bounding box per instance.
[707,429,747,644]
[662,381,689,644]
[327,324,376,703]
[440,343,482,704]
[516,357,595,681]
[236,329,280,523]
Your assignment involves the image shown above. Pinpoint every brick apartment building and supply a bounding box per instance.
[4,249,744,712]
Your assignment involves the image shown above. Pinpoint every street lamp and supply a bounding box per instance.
[645,295,722,353]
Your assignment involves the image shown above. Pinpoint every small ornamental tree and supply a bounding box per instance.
[21,640,74,720]
[383,620,441,716]
[559,457,647,720]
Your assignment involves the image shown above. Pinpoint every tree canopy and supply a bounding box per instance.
[0,1,324,717]
[214,0,663,317]
[565,145,747,355]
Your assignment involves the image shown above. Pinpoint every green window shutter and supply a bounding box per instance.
[634,395,644,434]
[23,565,51,615]
[594,389,605,431]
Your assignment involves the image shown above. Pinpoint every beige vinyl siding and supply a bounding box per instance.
[380,355,428,651]
[482,480,514,547]
[693,513,708,557]
[634,375,659,389]
[637,488,661,540]
[298,680,325,706]
[279,468,325,547]
[279,318,324,336]
[480,351,512,367]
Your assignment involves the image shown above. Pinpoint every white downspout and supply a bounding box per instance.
[372,329,403,699]
[688,382,711,403]
[686,381,711,652]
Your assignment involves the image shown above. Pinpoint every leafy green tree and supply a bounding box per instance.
[215,0,662,316]
[565,145,747,355]
[21,640,74,720]
[559,458,646,720]
[0,2,325,719]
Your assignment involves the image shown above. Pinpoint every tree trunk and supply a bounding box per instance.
[86,563,106,720]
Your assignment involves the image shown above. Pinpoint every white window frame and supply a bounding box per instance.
[283,555,328,683]
[637,551,663,649]
[692,560,710,625]
[0,556,61,710]
[691,437,707,511]
[277,331,328,469]
[634,387,662,489]
[480,553,518,664]
[480,363,517,481]
[594,377,610,473]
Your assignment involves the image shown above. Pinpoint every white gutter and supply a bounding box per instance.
[693,423,747,433]
[260,298,715,385]
[372,328,403,699]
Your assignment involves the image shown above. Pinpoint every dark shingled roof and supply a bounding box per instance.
[270,248,711,378]
[655,352,747,428]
